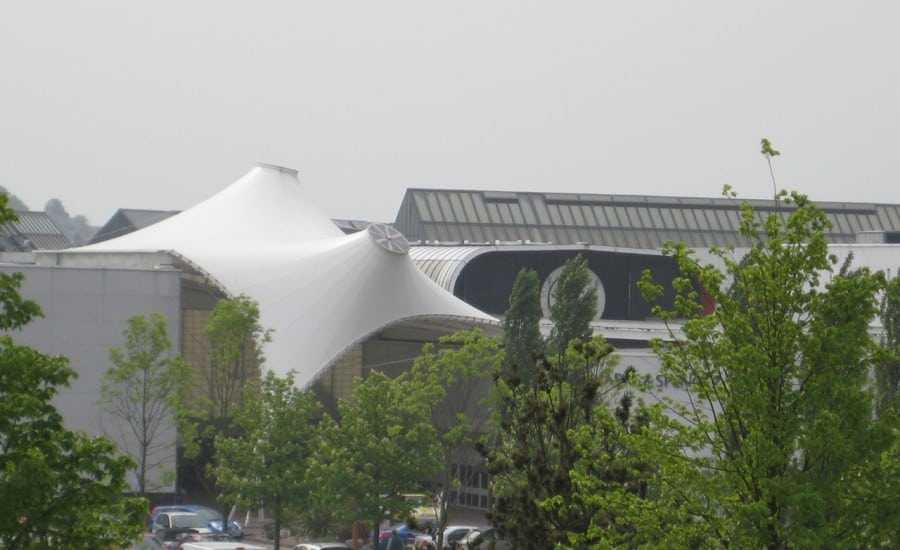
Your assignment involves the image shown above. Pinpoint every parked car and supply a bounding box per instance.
[456,530,482,550]
[294,542,352,550]
[128,533,164,549]
[379,525,431,549]
[176,541,265,550]
[151,511,213,543]
[171,533,240,549]
[462,528,507,550]
[413,531,436,549]
[437,525,479,550]
[149,505,243,539]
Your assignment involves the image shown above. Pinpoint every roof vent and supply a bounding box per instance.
[367,223,409,254]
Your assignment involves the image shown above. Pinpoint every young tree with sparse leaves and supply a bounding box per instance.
[638,145,900,547]
[180,294,271,502]
[98,312,192,496]
[408,329,501,546]
[215,371,321,550]
[0,196,146,549]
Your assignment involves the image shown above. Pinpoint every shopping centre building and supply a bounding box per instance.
[4,164,900,505]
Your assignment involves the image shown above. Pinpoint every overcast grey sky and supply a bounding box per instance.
[2,1,898,226]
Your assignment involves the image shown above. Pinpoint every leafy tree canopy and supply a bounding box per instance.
[215,370,321,550]
[638,147,900,547]
[483,254,654,549]
[0,195,145,549]
[312,370,442,546]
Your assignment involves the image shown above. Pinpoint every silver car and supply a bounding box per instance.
[294,543,352,550]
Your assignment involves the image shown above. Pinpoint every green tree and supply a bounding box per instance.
[202,294,271,421]
[98,312,193,496]
[312,371,441,550]
[501,268,543,386]
[0,197,146,549]
[562,394,711,549]
[639,180,900,547]
[547,254,596,363]
[181,294,271,500]
[215,371,321,550]
[0,185,28,212]
[43,197,95,246]
[876,276,900,417]
[482,254,648,548]
[482,336,625,549]
[409,330,501,544]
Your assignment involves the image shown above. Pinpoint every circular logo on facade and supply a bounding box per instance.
[540,265,606,320]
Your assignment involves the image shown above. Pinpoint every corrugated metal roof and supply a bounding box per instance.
[90,209,180,244]
[393,189,900,248]
[408,246,485,291]
[0,211,71,250]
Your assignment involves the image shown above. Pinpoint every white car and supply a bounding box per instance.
[294,543,352,550]
[457,528,507,550]
[151,511,213,543]
[437,525,480,549]
[179,542,266,550]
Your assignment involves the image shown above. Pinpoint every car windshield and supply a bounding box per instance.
[131,534,163,549]
[189,508,222,521]
[170,514,206,529]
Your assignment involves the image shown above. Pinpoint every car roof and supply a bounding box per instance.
[154,505,216,512]
[178,542,265,550]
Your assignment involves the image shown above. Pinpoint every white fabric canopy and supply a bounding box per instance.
[79,164,496,386]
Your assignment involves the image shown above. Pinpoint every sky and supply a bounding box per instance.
[2,1,899,227]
